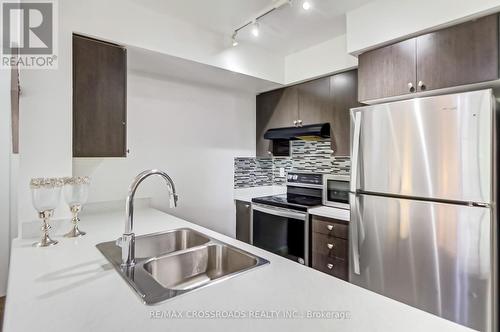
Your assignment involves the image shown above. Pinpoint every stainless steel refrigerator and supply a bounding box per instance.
[349,89,497,332]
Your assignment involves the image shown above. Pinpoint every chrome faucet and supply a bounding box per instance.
[120,169,178,268]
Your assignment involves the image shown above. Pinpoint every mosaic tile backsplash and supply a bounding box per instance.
[234,140,351,188]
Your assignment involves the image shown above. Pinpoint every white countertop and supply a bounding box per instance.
[233,185,286,203]
[308,206,350,222]
[4,207,475,332]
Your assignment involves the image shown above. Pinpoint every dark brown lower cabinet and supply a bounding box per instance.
[312,233,348,257]
[312,254,348,280]
[235,200,251,243]
[312,215,348,238]
[73,34,127,157]
[311,215,349,281]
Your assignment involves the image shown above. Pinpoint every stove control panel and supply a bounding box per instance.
[287,172,323,186]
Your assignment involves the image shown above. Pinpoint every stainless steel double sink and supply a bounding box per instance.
[96,228,269,304]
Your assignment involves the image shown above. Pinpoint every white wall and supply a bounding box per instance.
[73,71,256,236]
[346,0,500,54]
[284,34,358,84]
[1,66,12,296]
[16,0,284,227]
[17,34,73,224]
[9,155,18,241]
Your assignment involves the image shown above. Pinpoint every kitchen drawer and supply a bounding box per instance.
[312,253,348,280]
[312,216,348,239]
[312,233,347,259]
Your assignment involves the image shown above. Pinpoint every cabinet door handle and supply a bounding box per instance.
[327,263,334,270]
[293,120,298,126]
[418,81,426,91]
[327,243,334,250]
[244,204,250,209]
[408,82,415,93]
[298,120,303,127]
[327,225,334,231]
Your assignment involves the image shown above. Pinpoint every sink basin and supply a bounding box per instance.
[96,228,210,262]
[144,244,260,291]
[134,228,210,258]
[96,228,269,304]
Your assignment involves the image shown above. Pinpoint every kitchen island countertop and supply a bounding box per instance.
[3,207,475,332]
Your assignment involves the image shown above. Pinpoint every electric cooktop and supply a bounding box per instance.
[252,194,321,212]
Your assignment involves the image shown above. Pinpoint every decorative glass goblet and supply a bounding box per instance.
[30,178,64,247]
[63,176,90,237]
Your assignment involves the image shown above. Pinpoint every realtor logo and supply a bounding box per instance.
[1,0,58,69]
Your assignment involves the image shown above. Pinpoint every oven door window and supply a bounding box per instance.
[252,210,305,264]
[327,180,349,204]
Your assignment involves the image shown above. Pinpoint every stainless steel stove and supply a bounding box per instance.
[252,172,323,211]
[251,172,323,266]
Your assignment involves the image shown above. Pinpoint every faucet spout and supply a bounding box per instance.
[121,169,178,268]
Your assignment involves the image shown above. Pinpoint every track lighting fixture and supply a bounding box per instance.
[231,0,308,46]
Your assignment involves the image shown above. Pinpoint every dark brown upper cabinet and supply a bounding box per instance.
[358,14,499,103]
[330,70,361,156]
[297,71,360,156]
[358,38,417,102]
[256,69,360,157]
[73,34,127,157]
[10,65,19,154]
[416,14,498,92]
[297,76,332,125]
[256,86,298,157]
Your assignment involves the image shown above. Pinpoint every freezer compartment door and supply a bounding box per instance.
[351,89,493,203]
[349,193,492,331]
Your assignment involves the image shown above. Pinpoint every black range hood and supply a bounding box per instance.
[264,123,330,141]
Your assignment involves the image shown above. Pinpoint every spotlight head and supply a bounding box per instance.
[231,31,239,46]
[251,22,260,37]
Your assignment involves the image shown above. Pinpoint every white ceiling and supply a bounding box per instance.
[131,0,372,55]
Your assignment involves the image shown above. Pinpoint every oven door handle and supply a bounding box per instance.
[251,204,307,221]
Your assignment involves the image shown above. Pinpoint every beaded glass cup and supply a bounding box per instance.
[30,178,64,247]
[63,176,90,237]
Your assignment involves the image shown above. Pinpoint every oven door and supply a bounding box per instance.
[251,203,309,265]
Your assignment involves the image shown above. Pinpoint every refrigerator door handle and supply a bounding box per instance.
[350,193,361,275]
[350,112,361,193]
